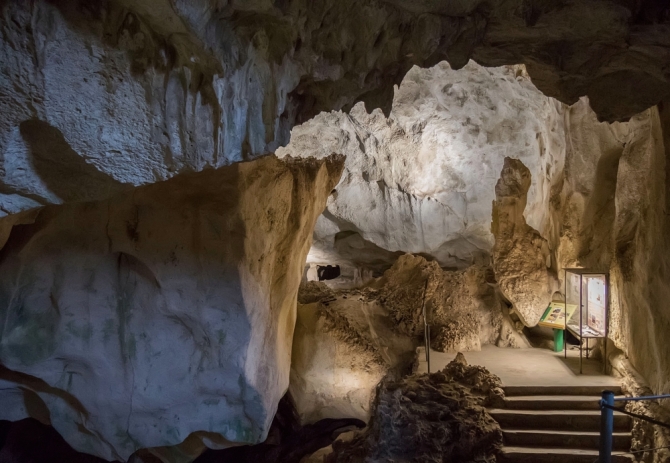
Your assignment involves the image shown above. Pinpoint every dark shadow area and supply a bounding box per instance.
[19,120,130,203]
[194,394,365,463]
[558,350,607,377]
[577,143,623,266]
[0,418,119,463]
[317,265,340,281]
[332,229,405,273]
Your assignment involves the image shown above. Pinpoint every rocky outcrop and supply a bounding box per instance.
[324,354,504,463]
[0,154,344,461]
[1,0,670,215]
[378,254,507,350]
[279,61,566,272]
[290,282,414,425]
[290,254,525,428]
[382,254,529,349]
[193,395,365,463]
[492,157,556,327]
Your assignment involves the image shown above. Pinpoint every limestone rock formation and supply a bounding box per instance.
[324,354,504,463]
[491,157,556,327]
[608,104,670,402]
[551,98,670,416]
[554,98,654,271]
[279,61,565,271]
[193,395,365,463]
[290,282,414,425]
[2,0,670,216]
[290,253,525,429]
[0,154,344,461]
[378,254,505,351]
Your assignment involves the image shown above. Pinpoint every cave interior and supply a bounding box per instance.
[1,1,670,462]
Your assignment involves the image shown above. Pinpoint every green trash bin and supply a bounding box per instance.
[553,328,564,352]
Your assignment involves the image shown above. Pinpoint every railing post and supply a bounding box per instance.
[599,390,614,463]
[421,278,430,373]
[425,324,430,373]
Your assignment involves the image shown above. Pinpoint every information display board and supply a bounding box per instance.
[563,269,609,374]
[565,272,608,338]
[538,302,578,329]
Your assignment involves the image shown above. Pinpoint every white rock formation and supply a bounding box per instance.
[278,61,566,271]
[0,155,343,461]
[491,157,557,327]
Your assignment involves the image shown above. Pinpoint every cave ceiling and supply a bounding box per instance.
[132,0,669,122]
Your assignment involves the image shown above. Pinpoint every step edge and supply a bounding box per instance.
[501,446,629,454]
[505,395,624,401]
[489,409,631,415]
[503,430,631,436]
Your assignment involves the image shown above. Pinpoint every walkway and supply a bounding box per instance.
[416,345,632,462]
[416,344,619,389]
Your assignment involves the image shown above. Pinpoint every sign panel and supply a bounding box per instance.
[538,302,578,329]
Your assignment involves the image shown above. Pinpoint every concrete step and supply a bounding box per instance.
[503,429,631,450]
[489,409,631,432]
[502,395,627,410]
[499,446,634,463]
[504,385,622,397]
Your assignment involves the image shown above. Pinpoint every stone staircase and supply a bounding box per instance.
[489,385,634,463]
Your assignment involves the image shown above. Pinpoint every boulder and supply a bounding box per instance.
[0,154,344,461]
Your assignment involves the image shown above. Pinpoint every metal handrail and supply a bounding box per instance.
[613,394,670,402]
[599,391,670,462]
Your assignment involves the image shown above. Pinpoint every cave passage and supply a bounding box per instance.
[1,1,670,462]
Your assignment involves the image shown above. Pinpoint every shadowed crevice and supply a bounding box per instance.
[19,120,130,203]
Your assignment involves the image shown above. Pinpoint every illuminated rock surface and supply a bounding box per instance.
[279,61,565,271]
[491,157,556,327]
[0,155,343,461]
[325,353,504,463]
[2,0,670,215]
[290,254,526,427]
[1,0,670,461]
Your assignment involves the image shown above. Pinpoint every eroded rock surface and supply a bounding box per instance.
[378,254,506,350]
[279,61,565,271]
[323,354,504,463]
[290,281,414,425]
[492,157,557,327]
[0,155,344,461]
[2,0,670,215]
[290,253,526,428]
[193,395,365,463]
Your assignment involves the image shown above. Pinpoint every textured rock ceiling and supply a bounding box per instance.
[1,0,670,461]
[278,61,565,271]
[131,0,670,123]
[1,0,670,216]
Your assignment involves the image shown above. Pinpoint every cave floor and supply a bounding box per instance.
[417,345,620,388]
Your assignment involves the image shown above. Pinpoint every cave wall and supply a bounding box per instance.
[0,155,343,461]
[279,61,566,272]
[2,0,670,217]
[0,0,670,459]
[549,98,670,396]
[608,103,670,397]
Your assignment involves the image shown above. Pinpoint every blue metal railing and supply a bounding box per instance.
[599,391,670,462]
